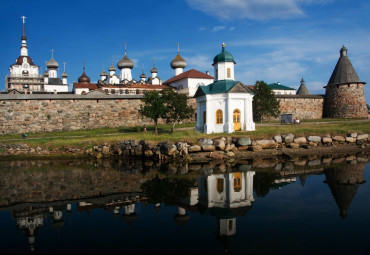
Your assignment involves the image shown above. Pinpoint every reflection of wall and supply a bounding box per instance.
[324,163,366,218]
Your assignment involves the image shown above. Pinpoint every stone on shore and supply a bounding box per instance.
[237,137,252,146]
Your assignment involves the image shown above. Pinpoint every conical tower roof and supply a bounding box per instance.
[297,77,310,95]
[327,46,363,86]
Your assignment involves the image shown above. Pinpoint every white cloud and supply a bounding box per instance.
[213,26,226,31]
[185,54,213,71]
[186,0,305,20]
[230,26,235,31]
[199,26,207,31]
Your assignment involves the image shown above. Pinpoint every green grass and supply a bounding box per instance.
[0,120,368,150]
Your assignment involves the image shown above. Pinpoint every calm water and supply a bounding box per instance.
[0,156,369,254]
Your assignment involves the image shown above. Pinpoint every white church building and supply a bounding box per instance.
[5,17,68,93]
[194,43,255,134]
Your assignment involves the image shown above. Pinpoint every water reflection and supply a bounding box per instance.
[0,154,368,254]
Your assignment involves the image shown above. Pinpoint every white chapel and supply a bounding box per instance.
[194,43,255,134]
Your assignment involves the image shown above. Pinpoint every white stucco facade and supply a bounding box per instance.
[195,92,255,134]
[170,77,214,97]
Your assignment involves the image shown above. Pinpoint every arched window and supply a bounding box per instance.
[215,69,218,79]
[233,172,241,192]
[217,178,224,193]
[227,68,231,78]
[125,89,129,94]
[216,109,223,124]
[203,111,206,125]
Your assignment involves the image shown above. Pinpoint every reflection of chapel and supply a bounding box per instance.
[197,171,255,238]
[195,44,255,134]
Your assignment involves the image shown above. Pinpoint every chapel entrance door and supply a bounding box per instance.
[233,109,241,131]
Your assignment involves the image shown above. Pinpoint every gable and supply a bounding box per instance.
[229,83,251,93]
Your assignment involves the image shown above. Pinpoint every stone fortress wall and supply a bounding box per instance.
[0,93,325,134]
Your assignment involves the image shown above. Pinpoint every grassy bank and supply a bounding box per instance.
[0,119,369,150]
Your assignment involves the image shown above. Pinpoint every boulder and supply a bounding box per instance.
[283,133,294,144]
[213,139,226,150]
[198,138,213,146]
[188,145,201,153]
[202,145,215,152]
[307,136,321,143]
[237,137,252,146]
[345,137,356,143]
[252,145,263,151]
[209,151,224,160]
[294,137,307,144]
[289,143,300,149]
[253,139,276,149]
[357,134,369,140]
[226,151,236,157]
[274,135,282,143]
[332,136,345,142]
[322,137,332,143]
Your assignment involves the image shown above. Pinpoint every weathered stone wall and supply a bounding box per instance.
[324,83,368,118]
[276,95,324,119]
[0,96,197,134]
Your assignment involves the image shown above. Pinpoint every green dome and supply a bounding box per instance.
[213,43,235,65]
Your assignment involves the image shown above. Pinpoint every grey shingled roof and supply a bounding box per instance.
[327,46,363,85]
[297,78,310,95]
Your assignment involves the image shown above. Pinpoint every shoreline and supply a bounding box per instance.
[0,132,369,162]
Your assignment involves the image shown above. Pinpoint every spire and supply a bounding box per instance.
[21,16,27,41]
[62,62,68,77]
[327,46,363,86]
[297,77,310,95]
[20,16,28,56]
[151,57,158,73]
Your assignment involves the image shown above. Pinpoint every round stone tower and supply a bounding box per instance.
[323,46,367,118]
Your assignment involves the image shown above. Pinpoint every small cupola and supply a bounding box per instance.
[78,66,91,83]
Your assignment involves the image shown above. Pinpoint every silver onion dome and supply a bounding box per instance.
[117,53,134,69]
[47,57,59,69]
[170,53,187,69]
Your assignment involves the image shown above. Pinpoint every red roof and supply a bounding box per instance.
[73,82,99,90]
[163,69,213,85]
[100,84,171,89]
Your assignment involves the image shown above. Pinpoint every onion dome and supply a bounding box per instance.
[47,57,59,69]
[140,72,146,79]
[108,63,116,72]
[170,53,187,69]
[78,67,90,83]
[151,65,158,73]
[100,69,108,76]
[62,71,68,78]
[117,51,134,69]
[43,70,49,77]
[213,43,235,66]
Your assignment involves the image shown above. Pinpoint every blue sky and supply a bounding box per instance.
[1,0,369,103]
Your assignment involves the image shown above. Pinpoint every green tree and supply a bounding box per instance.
[138,91,167,134]
[162,88,195,133]
[252,80,280,122]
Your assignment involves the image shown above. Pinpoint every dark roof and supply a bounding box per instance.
[73,82,99,90]
[297,78,310,95]
[163,69,214,85]
[268,83,296,90]
[48,78,63,85]
[194,80,253,97]
[327,46,364,86]
[11,56,37,67]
